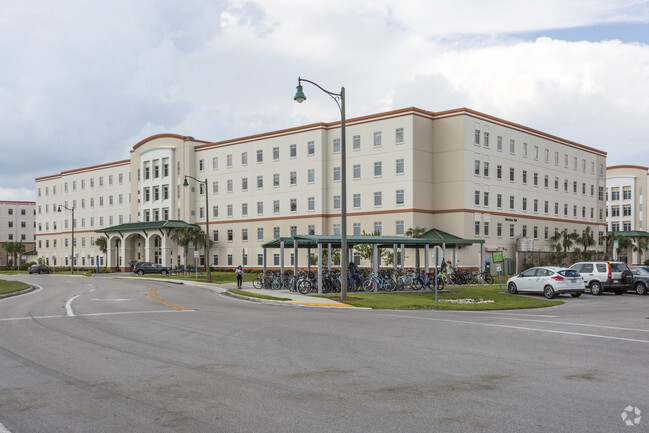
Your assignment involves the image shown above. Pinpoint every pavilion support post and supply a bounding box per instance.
[280,240,285,276]
[327,243,332,270]
[425,244,430,273]
[393,245,397,271]
[400,244,405,269]
[318,243,323,295]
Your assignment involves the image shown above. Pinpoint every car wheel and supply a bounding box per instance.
[614,289,624,295]
[590,281,603,295]
[137,270,144,276]
[570,293,582,298]
[635,282,648,295]
[507,282,518,294]
[161,270,168,275]
[39,270,43,274]
[544,285,556,299]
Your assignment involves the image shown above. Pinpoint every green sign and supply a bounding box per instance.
[492,251,503,263]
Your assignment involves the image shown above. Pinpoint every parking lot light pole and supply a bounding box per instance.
[294,77,348,301]
[57,204,75,274]
[183,175,211,282]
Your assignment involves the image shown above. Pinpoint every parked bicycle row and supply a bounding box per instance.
[251,267,494,293]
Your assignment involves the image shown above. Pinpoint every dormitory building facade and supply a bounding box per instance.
[34,107,607,271]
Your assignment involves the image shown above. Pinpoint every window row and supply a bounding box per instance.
[39,174,127,197]
[474,191,601,220]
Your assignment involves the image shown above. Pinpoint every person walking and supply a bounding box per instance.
[445,260,454,285]
[235,265,243,289]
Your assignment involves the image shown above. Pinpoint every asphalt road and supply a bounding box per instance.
[1,274,648,433]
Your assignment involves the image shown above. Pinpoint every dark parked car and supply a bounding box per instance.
[28,264,52,274]
[133,262,171,275]
[630,266,649,295]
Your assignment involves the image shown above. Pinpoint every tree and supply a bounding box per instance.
[355,231,380,263]
[552,229,579,253]
[405,226,426,269]
[95,236,108,265]
[576,226,596,253]
[176,225,204,268]
[2,242,24,269]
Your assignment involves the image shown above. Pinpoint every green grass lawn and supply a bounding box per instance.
[0,279,30,295]
[128,271,256,284]
[315,285,563,310]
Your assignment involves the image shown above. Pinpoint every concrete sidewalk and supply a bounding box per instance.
[222,283,359,308]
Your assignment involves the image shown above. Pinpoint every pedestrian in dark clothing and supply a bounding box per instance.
[235,265,243,288]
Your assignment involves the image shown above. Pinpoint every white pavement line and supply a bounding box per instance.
[384,314,649,344]
[65,295,80,317]
[0,422,13,433]
[0,284,43,302]
[480,317,649,333]
[0,309,195,322]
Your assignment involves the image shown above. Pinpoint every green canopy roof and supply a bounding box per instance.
[96,220,200,235]
[261,231,482,249]
[610,230,649,238]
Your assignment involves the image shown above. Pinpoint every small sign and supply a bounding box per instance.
[496,263,502,272]
[614,240,619,249]
[194,250,199,258]
[492,251,503,263]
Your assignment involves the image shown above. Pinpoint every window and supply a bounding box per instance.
[509,195,515,210]
[396,220,404,235]
[228,230,233,241]
[623,189,632,200]
[484,192,489,206]
[474,191,480,206]
[483,162,489,177]
[353,193,361,208]
[257,150,263,163]
[242,177,248,191]
[373,131,382,147]
[533,173,538,186]
[353,135,360,150]
[522,170,527,184]
[333,195,341,209]
[497,194,502,208]
[533,199,538,212]
[308,197,315,211]
[522,197,527,211]
[510,139,515,154]
[290,171,297,185]
[274,227,280,238]
[523,144,528,157]
[227,205,232,217]
[290,199,297,212]
[474,160,480,175]
[333,167,341,181]
[273,200,280,213]
[374,192,382,206]
[353,223,361,235]
[290,144,297,158]
[374,222,382,234]
[307,141,315,155]
[308,169,315,183]
[474,129,480,145]
[199,159,205,171]
[333,138,341,152]
[544,175,549,188]
[213,181,219,194]
[395,128,404,143]
[474,221,480,235]
[497,165,502,179]
[257,201,263,214]
[242,152,248,165]
[374,161,382,176]
[273,173,280,187]
[212,157,218,169]
[497,136,502,150]
[484,222,489,236]
[353,164,361,179]
[611,190,620,200]
[242,203,248,216]
[242,229,248,241]
[497,223,502,237]
[257,176,263,189]
[213,206,219,218]
[227,154,233,167]
[396,159,404,174]
[484,132,489,147]
[257,228,264,240]
[227,179,233,192]
[510,168,515,181]
[273,147,279,160]
[396,189,404,205]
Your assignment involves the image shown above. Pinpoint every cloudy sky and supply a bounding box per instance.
[1,0,648,201]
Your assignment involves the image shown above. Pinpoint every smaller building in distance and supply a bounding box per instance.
[606,165,649,264]
[0,201,36,267]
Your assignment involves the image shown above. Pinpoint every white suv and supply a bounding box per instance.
[569,261,633,295]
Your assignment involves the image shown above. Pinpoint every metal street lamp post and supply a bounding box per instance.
[58,204,75,274]
[183,175,212,282]
[294,77,348,300]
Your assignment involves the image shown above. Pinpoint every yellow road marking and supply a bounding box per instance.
[290,302,355,307]
[146,287,193,311]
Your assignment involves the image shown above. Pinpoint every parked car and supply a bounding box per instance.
[507,266,585,299]
[28,264,52,274]
[568,261,633,295]
[133,262,171,275]
[630,266,649,295]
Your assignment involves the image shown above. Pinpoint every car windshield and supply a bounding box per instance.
[609,263,629,272]
[558,269,580,278]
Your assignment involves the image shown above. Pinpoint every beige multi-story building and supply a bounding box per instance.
[35,107,607,271]
[605,165,649,263]
[0,201,36,266]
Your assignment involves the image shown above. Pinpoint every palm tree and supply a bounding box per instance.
[176,225,203,268]
[2,241,24,269]
[576,226,596,253]
[405,226,426,269]
[552,229,579,253]
[95,236,108,266]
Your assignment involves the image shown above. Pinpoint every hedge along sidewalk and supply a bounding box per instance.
[0,280,31,297]
[314,285,563,311]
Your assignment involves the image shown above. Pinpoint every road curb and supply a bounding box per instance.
[0,285,36,299]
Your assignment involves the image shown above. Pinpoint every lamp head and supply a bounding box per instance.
[183,177,189,187]
[294,84,306,103]
[57,206,61,213]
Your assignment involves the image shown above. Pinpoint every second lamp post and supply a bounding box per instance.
[183,175,212,283]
